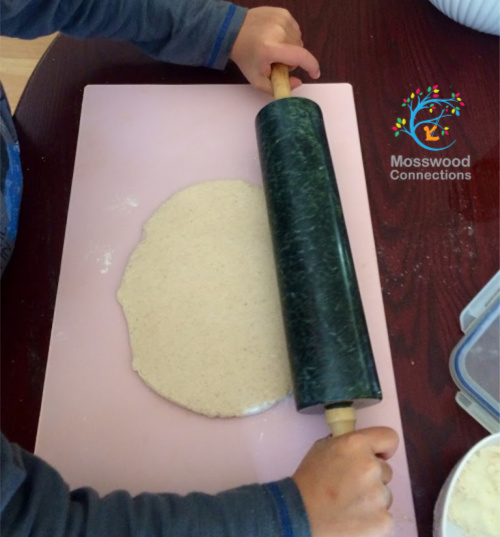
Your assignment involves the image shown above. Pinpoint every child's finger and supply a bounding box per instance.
[358,427,400,460]
[268,44,320,79]
[289,77,303,90]
[380,460,393,484]
[382,485,393,509]
[285,13,302,37]
[254,76,273,95]
[283,21,302,45]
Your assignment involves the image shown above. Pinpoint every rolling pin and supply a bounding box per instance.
[256,64,382,437]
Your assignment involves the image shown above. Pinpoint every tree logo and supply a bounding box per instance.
[392,85,465,151]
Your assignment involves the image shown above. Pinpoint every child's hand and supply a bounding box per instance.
[293,427,399,537]
[230,7,320,94]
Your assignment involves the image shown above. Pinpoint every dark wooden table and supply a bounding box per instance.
[1,0,498,535]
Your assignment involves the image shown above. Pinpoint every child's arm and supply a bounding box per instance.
[0,0,319,91]
[1,0,246,70]
[0,431,309,537]
[1,428,397,537]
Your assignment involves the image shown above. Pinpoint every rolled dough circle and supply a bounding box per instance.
[118,180,292,417]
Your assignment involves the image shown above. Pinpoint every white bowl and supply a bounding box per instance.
[434,432,500,537]
[428,0,500,35]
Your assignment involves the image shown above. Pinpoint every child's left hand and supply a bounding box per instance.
[230,6,320,94]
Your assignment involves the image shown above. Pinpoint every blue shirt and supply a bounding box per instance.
[1,1,313,535]
[1,433,311,537]
[0,0,247,69]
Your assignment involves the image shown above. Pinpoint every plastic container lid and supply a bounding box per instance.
[450,271,500,433]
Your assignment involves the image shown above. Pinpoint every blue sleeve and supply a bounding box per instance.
[0,83,22,275]
[0,0,247,69]
[0,433,312,537]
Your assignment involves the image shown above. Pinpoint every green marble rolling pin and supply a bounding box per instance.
[255,65,382,437]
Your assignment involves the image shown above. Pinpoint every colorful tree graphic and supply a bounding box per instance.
[392,85,465,151]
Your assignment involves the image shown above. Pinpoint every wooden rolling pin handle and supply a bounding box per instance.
[271,63,291,100]
[325,405,356,437]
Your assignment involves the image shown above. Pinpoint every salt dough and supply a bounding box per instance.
[118,180,292,417]
[448,444,500,537]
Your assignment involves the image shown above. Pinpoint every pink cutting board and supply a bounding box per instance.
[36,84,417,535]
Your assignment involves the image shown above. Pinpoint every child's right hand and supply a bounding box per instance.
[293,427,399,537]
[230,7,320,94]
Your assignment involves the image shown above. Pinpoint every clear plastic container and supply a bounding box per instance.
[450,271,500,433]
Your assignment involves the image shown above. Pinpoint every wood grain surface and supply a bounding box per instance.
[0,34,57,110]
[1,1,498,535]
